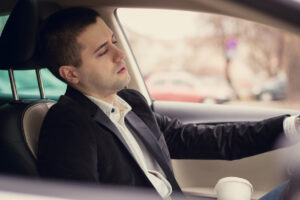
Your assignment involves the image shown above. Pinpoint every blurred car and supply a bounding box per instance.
[145,72,205,102]
[146,72,235,104]
[252,73,286,101]
[196,76,236,104]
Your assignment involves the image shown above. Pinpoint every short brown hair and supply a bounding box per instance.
[38,7,100,82]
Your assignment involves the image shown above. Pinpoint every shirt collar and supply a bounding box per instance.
[85,94,132,118]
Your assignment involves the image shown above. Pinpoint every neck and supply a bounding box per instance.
[87,92,116,104]
[73,85,117,104]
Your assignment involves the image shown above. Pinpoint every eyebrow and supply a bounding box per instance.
[93,41,108,54]
[93,34,115,54]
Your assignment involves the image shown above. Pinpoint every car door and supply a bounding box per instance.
[0,0,299,199]
[115,6,300,199]
[152,98,299,199]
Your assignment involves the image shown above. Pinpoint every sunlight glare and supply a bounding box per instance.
[118,9,211,40]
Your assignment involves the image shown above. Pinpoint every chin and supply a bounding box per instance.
[114,80,130,92]
[125,74,131,84]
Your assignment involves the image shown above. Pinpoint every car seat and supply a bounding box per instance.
[0,0,60,176]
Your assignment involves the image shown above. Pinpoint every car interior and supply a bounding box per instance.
[0,0,300,199]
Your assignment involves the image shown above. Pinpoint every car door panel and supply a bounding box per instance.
[152,100,300,199]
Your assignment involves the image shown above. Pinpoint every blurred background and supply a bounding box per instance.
[1,9,300,110]
[118,9,300,109]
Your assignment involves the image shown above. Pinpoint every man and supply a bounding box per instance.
[37,7,299,199]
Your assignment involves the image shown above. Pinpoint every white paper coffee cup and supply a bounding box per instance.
[215,177,253,200]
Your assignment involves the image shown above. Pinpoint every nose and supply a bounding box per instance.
[112,45,125,63]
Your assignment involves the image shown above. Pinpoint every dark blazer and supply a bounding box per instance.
[37,86,287,192]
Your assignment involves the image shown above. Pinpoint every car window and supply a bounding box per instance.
[0,15,66,100]
[117,9,300,109]
[0,69,66,100]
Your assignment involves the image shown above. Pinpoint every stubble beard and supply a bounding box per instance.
[112,73,131,92]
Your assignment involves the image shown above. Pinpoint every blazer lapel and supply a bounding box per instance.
[64,86,133,157]
[64,86,181,191]
[92,109,133,157]
[125,111,181,191]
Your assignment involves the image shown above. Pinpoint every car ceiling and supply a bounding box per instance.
[0,0,299,34]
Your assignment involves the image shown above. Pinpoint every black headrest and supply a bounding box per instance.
[0,0,38,69]
[0,0,61,70]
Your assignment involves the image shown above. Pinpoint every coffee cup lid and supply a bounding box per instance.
[215,177,253,192]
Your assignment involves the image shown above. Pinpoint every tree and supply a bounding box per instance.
[284,34,300,101]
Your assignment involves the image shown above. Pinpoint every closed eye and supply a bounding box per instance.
[98,41,118,56]
[97,49,108,56]
[94,34,117,56]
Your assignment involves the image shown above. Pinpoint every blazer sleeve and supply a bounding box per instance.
[37,106,98,182]
[155,112,288,160]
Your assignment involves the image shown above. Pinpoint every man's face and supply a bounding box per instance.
[74,17,130,98]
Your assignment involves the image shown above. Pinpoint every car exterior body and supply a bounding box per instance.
[146,72,235,103]
[253,73,286,101]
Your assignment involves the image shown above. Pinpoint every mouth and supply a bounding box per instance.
[117,65,127,74]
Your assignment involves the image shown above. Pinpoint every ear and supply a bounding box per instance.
[59,65,80,85]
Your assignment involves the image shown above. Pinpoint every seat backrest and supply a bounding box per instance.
[0,101,54,176]
[0,100,55,176]
[23,101,55,158]
[0,0,61,176]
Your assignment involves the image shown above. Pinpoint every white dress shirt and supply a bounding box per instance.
[86,95,172,199]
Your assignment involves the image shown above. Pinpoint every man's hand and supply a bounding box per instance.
[295,115,300,133]
[283,115,300,141]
